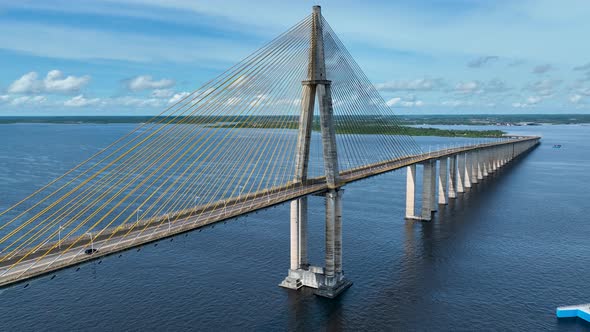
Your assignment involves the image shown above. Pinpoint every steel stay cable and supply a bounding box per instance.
[0,15,313,240]
[323,40,380,170]
[0,18,312,250]
[70,29,313,253]
[323,19,420,156]
[323,30,417,162]
[1,18,314,268]
[322,18,421,155]
[132,29,313,226]
[120,59,308,241]
[107,58,310,249]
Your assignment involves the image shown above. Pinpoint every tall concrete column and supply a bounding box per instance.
[421,160,434,220]
[456,153,465,193]
[334,190,343,275]
[477,151,484,180]
[482,150,489,177]
[289,200,300,270]
[430,161,437,212]
[324,190,336,280]
[438,158,448,205]
[316,188,351,298]
[492,148,498,171]
[471,151,479,184]
[448,155,457,199]
[405,165,417,218]
[464,153,472,188]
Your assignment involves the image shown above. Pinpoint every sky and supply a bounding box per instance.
[1,0,590,115]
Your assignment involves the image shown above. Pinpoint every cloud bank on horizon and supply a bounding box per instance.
[0,0,589,115]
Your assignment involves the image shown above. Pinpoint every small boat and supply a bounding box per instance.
[556,304,590,322]
[553,144,562,148]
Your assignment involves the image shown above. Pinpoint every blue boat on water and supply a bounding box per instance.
[556,304,590,322]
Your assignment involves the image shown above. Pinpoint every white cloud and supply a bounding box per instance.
[229,75,250,89]
[569,94,583,104]
[512,95,545,108]
[526,96,542,105]
[375,78,444,92]
[0,95,10,104]
[8,72,40,94]
[386,97,424,107]
[127,75,175,91]
[151,89,175,98]
[525,79,561,97]
[8,70,90,94]
[452,79,510,96]
[114,96,164,108]
[10,95,47,106]
[441,100,475,107]
[168,92,190,104]
[249,94,268,107]
[64,95,101,107]
[44,70,90,93]
[485,79,510,93]
[386,97,401,106]
[511,102,526,108]
[224,96,242,106]
[455,81,481,94]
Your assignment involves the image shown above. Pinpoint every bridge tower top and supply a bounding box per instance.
[308,5,327,82]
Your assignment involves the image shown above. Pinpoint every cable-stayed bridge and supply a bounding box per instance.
[0,6,539,297]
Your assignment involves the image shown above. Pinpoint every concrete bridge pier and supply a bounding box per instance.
[405,160,437,221]
[482,150,489,177]
[470,151,479,184]
[315,189,352,298]
[438,157,448,205]
[280,198,309,290]
[492,148,499,171]
[500,146,507,166]
[422,160,436,219]
[430,161,437,212]
[405,164,417,218]
[456,153,465,193]
[448,155,457,199]
[464,153,472,189]
[477,151,484,180]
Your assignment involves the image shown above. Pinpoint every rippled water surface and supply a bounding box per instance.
[0,123,588,331]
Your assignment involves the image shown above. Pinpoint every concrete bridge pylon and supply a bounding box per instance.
[279,5,352,298]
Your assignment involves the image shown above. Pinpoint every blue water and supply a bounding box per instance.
[0,123,588,331]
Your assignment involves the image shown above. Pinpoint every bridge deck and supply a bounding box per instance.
[0,136,540,288]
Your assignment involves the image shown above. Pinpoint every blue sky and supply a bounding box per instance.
[1,0,589,115]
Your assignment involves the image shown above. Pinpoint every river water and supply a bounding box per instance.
[0,123,588,331]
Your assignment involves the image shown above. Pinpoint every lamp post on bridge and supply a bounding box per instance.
[58,225,64,249]
[136,208,143,223]
[85,232,94,252]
